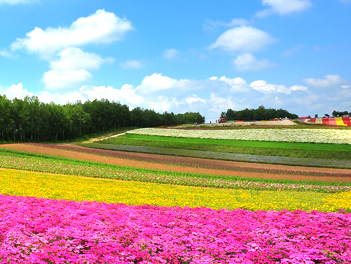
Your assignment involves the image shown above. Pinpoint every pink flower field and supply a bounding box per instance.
[0,194,350,264]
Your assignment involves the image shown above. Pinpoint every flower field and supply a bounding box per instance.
[1,168,351,211]
[127,128,351,144]
[1,194,351,263]
[0,127,351,263]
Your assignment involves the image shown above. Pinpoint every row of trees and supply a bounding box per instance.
[312,110,350,118]
[220,105,298,121]
[331,110,350,117]
[0,95,205,142]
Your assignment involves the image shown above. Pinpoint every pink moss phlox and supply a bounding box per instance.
[0,194,350,263]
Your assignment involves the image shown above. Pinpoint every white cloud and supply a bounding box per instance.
[137,73,191,95]
[250,80,307,94]
[42,48,114,90]
[50,47,114,71]
[41,48,113,90]
[203,18,249,30]
[233,53,275,71]
[119,84,144,104]
[0,0,34,4]
[214,76,250,93]
[209,26,277,53]
[256,0,312,18]
[0,49,16,58]
[119,60,144,69]
[163,49,178,59]
[80,84,143,105]
[10,10,125,91]
[303,74,348,88]
[185,95,206,104]
[290,85,308,91]
[342,85,350,89]
[0,83,33,99]
[207,92,236,114]
[250,80,291,94]
[37,90,86,105]
[42,70,92,90]
[149,96,180,112]
[11,9,133,58]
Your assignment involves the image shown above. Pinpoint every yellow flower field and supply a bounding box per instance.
[0,168,349,212]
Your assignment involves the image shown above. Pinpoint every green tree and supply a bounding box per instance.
[0,95,12,141]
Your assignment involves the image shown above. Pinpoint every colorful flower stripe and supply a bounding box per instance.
[1,154,351,194]
[0,194,350,263]
[304,117,351,126]
[2,144,351,185]
[1,143,254,179]
[1,168,351,211]
[128,128,351,144]
[28,143,351,178]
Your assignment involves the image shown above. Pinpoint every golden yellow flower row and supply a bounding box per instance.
[0,168,350,212]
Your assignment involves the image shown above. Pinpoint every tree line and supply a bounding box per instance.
[0,95,205,142]
[331,110,350,117]
[220,105,298,121]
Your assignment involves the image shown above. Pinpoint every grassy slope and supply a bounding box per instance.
[98,134,351,160]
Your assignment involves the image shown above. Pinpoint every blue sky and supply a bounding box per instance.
[0,0,350,121]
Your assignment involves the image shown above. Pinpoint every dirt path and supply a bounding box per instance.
[82,132,126,143]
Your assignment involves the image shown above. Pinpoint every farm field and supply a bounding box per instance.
[0,125,351,263]
[95,133,351,161]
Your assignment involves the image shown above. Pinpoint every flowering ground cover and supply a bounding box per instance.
[127,128,351,144]
[1,194,350,263]
[177,123,351,130]
[1,168,351,212]
[1,147,351,192]
[2,153,351,194]
[3,143,351,180]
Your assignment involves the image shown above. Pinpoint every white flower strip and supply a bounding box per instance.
[127,128,351,144]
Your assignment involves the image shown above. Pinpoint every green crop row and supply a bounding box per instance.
[96,134,351,161]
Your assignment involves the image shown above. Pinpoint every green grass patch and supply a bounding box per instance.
[118,134,351,151]
[98,134,351,160]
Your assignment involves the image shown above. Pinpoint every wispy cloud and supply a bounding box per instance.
[203,18,249,31]
[119,60,144,69]
[233,53,276,71]
[303,74,349,88]
[250,80,307,94]
[163,49,179,59]
[255,0,312,18]
[0,0,35,5]
[281,44,304,57]
[0,48,17,58]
